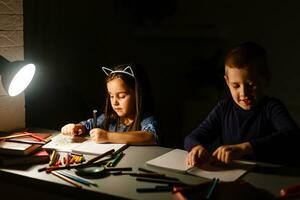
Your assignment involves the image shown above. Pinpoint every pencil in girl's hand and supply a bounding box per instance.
[93,109,97,128]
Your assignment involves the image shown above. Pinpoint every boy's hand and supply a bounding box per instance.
[187,145,210,167]
[61,123,86,136]
[89,128,109,143]
[212,142,253,164]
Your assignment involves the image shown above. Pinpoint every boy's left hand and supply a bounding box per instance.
[89,128,109,143]
[212,142,253,164]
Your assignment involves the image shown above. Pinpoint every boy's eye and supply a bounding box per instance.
[248,82,257,88]
[232,84,239,88]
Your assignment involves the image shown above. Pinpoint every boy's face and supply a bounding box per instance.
[224,66,267,110]
[107,78,136,118]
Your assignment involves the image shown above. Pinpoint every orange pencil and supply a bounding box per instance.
[75,156,81,164]
[69,155,76,164]
[0,133,30,140]
[51,171,82,188]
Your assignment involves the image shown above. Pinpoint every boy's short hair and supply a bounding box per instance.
[225,42,270,78]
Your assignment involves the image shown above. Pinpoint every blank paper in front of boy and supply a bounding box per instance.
[146,149,255,182]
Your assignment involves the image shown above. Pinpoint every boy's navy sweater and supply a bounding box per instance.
[184,97,300,165]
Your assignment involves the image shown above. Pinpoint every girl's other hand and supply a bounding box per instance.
[187,145,210,167]
[61,123,85,136]
[89,128,109,143]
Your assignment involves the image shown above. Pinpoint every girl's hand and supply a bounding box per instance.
[212,142,253,164]
[187,145,210,167]
[61,123,86,136]
[89,128,109,143]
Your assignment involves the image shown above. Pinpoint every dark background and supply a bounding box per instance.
[23,0,300,148]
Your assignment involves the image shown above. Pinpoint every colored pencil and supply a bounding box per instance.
[56,171,97,186]
[51,171,82,188]
[26,132,47,142]
[136,177,186,185]
[0,133,30,140]
[107,152,124,167]
[206,178,219,199]
[86,149,115,164]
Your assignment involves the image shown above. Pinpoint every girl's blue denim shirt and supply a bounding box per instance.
[80,114,159,144]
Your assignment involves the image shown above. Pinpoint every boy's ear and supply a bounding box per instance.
[224,75,229,85]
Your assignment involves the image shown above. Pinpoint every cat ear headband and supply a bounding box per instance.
[102,66,135,78]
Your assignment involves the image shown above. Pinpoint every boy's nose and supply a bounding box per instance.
[240,85,251,97]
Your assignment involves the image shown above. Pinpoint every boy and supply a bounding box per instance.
[185,42,300,166]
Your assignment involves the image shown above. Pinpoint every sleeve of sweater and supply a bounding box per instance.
[249,99,300,164]
[79,114,105,132]
[184,101,223,152]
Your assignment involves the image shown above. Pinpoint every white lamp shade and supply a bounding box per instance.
[8,63,36,96]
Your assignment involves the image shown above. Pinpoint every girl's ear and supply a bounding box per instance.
[102,67,113,76]
[123,66,135,77]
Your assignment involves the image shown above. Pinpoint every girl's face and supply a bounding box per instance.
[107,78,136,118]
[224,66,267,110]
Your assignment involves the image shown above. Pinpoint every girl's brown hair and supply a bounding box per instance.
[103,64,153,131]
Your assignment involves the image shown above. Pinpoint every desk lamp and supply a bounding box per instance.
[0,56,36,96]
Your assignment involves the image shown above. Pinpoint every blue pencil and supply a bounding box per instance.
[56,171,97,186]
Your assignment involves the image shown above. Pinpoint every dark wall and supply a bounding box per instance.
[23,0,300,148]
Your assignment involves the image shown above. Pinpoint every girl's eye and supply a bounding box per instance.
[118,94,126,98]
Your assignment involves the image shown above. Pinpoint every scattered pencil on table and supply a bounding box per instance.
[86,149,115,164]
[0,133,30,140]
[56,171,97,187]
[49,150,58,166]
[106,152,124,167]
[65,153,70,166]
[25,132,47,142]
[136,177,186,186]
[206,178,219,199]
[136,185,173,193]
[138,167,156,173]
[50,171,82,188]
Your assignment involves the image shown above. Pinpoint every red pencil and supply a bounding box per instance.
[65,153,70,166]
[26,132,47,142]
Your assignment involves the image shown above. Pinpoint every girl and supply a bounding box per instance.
[61,64,158,145]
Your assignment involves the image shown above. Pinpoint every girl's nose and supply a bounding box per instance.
[113,98,119,105]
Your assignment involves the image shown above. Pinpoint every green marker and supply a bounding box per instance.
[206,178,219,199]
[108,152,124,167]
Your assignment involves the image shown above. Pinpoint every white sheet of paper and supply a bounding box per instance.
[43,133,126,155]
[72,141,126,155]
[146,149,255,182]
[42,134,86,152]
